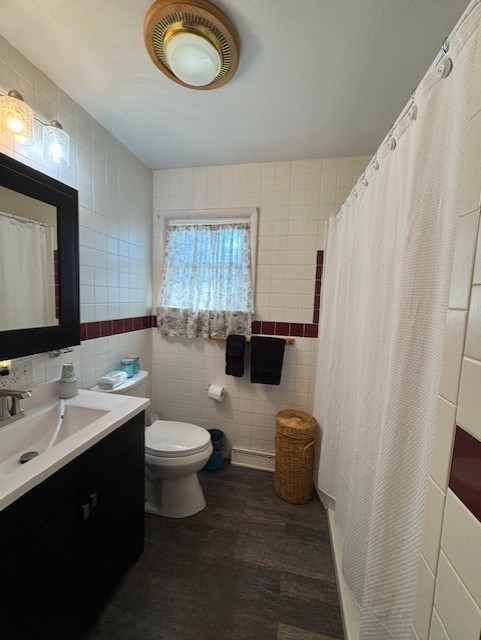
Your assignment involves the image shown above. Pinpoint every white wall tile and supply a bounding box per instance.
[412,556,436,640]
[438,310,467,403]
[465,285,481,360]
[441,490,481,609]
[429,609,450,640]
[430,397,456,492]
[449,211,480,310]
[434,552,481,640]
[457,358,481,439]
[421,478,446,574]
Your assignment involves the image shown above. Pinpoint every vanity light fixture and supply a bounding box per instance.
[42,120,70,167]
[144,0,239,90]
[0,90,34,145]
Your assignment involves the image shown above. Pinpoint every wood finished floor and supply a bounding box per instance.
[86,463,344,640]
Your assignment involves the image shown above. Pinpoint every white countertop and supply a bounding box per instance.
[0,381,149,512]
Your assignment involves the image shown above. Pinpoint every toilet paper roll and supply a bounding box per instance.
[207,384,225,402]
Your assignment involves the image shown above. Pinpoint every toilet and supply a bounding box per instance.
[90,370,213,518]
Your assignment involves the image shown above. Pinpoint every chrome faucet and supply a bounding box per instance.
[0,388,32,427]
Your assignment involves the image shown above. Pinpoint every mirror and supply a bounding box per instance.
[0,153,79,360]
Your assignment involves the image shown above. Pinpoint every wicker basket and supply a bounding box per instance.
[274,409,318,504]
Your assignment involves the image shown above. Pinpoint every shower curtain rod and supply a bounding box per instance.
[0,210,52,228]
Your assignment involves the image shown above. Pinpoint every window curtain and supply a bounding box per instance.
[157,222,253,338]
[0,216,55,331]
[313,7,478,639]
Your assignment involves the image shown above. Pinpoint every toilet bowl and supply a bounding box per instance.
[145,420,213,518]
[90,370,212,518]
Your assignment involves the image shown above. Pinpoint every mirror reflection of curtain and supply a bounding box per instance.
[0,215,56,331]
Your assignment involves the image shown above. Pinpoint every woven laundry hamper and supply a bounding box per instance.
[274,409,318,504]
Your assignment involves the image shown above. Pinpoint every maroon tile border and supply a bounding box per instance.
[80,315,154,342]
[449,426,481,523]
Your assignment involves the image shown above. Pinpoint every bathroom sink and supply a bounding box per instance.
[0,401,108,475]
[0,381,149,511]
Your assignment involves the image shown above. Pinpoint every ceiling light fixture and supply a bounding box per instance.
[144,0,239,90]
[0,90,34,145]
[42,120,70,166]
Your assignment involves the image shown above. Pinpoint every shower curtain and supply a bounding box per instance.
[0,216,55,331]
[314,6,480,640]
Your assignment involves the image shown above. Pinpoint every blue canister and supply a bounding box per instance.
[127,355,140,374]
[120,357,136,378]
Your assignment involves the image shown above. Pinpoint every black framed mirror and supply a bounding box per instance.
[0,153,79,360]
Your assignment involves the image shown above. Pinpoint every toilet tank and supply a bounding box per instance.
[90,370,149,397]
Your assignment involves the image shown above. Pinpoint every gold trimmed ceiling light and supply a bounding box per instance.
[143,0,239,90]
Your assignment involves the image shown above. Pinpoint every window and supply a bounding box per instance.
[157,210,257,338]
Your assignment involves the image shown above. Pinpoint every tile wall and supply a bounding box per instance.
[152,156,370,454]
[0,35,153,392]
[410,29,481,640]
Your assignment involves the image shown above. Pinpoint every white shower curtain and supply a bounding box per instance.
[314,7,480,640]
[0,216,56,331]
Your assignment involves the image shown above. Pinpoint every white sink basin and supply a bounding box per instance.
[0,402,108,475]
[0,381,149,511]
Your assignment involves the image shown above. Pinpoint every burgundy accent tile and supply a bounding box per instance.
[141,316,149,330]
[262,321,275,335]
[289,323,305,337]
[87,322,100,340]
[315,279,321,295]
[314,294,321,310]
[275,322,290,336]
[252,320,262,334]
[124,318,133,332]
[316,265,323,280]
[304,324,319,338]
[80,324,87,342]
[113,319,124,334]
[449,426,481,523]
[313,309,320,324]
[134,316,142,331]
[317,250,324,265]
[100,320,113,337]
[152,315,158,328]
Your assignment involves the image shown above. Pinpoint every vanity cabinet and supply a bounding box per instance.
[0,412,145,640]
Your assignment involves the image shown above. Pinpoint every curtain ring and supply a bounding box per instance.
[372,159,380,171]
[386,137,396,151]
[408,104,418,121]
[437,57,453,79]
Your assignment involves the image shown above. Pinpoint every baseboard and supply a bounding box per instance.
[230,447,275,472]
[326,507,361,640]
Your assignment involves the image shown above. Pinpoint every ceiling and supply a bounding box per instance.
[0,0,469,170]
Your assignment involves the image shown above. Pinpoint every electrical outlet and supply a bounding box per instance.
[0,357,33,389]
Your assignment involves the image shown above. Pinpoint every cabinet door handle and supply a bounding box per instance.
[89,492,98,509]
[81,503,90,521]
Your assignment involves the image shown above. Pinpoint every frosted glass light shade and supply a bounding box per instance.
[0,93,34,145]
[165,32,221,87]
[42,122,70,167]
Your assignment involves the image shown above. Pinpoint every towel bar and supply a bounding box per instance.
[209,335,295,345]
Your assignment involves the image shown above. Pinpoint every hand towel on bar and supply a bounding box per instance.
[225,334,246,377]
[250,336,286,385]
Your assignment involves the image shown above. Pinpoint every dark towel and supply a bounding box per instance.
[225,334,246,377]
[250,337,285,385]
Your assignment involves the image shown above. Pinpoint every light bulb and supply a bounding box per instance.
[42,121,70,167]
[166,32,221,87]
[6,117,24,134]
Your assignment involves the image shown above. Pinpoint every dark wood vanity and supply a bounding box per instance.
[0,412,145,640]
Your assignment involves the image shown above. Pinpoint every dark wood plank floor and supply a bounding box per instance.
[86,463,344,640]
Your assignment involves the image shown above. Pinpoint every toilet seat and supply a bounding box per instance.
[145,420,211,458]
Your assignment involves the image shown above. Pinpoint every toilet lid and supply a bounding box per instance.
[145,420,211,457]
